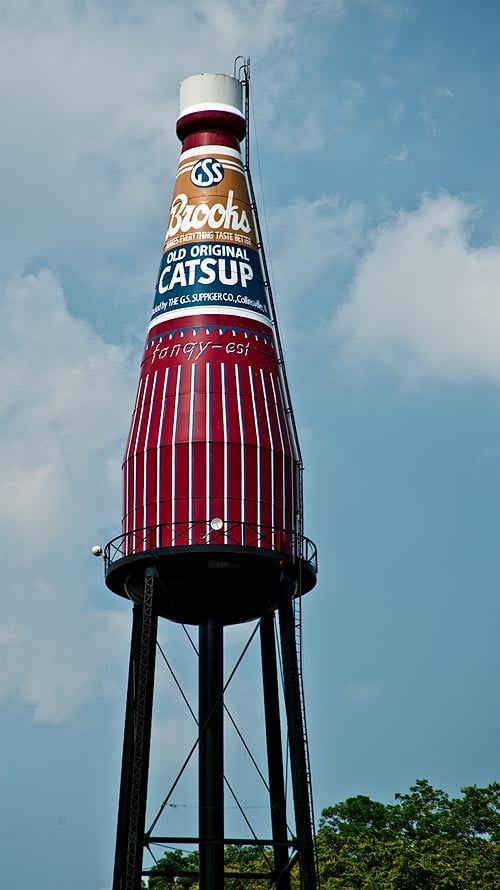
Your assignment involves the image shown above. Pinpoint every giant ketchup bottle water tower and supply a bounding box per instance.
[104,65,319,890]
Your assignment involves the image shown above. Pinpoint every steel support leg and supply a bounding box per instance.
[278,575,318,890]
[199,620,224,889]
[260,612,292,890]
[112,567,159,890]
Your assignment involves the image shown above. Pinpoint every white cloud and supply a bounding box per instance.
[0,0,360,724]
[0,0,298,274]
[0,269,135,721]
[331,194,500,385]
[269,194,366,319]
[307,0,411,20]
[0,270,133,543]
[435,84,456,100]
[384,145,409,163]
[419,84,457,137]
[197,0,293,54]
[358,0,412,19]
[390,100,406,120]
[393,146,409,161]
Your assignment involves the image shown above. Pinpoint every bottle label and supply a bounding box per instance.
[150,148,271,327]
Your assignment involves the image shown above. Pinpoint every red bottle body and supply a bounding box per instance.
[122,112,300,558]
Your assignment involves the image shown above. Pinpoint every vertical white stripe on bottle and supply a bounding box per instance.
[234,364,245,544]
[205,363,211,542]
[248,366,261,545]
[221,362,228,542]
[171,364,182,546]
[188,363,196,544]
[275,371,295,530]
[123,375,143,543]
[142,371,158,547]
[156,368,170,547]
[133,374,150,547]
[260,368,274,547]
[268,372,286,534]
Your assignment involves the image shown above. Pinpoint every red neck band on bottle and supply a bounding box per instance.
[177,109,245,151]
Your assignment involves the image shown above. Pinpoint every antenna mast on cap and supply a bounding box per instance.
[234,56,251,168]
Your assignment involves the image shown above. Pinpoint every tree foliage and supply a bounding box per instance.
[145,848,198,889]
[144,845,277,889]
[144,781,499,888]
[317,779,500,889]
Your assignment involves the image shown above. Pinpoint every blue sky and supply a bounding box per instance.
[0,1,498,888]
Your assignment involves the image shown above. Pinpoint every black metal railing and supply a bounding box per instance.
[104,519,317,575]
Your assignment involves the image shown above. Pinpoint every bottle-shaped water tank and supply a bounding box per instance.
[105,73,316,624]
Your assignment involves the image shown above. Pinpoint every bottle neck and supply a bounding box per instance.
[177,109,245,152]
[181,129,241,152]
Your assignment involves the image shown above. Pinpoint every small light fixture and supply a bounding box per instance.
[210,517,223,531]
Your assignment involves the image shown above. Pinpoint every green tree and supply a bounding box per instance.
[144,849,198,889]
[143,781,500,888]
[317,780,500,889]
[144,844,278,888]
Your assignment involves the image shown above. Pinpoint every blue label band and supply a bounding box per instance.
[151,242,270,320]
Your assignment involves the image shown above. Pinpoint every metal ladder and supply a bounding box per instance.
[239,59,320,889]
[293,592,320,882]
